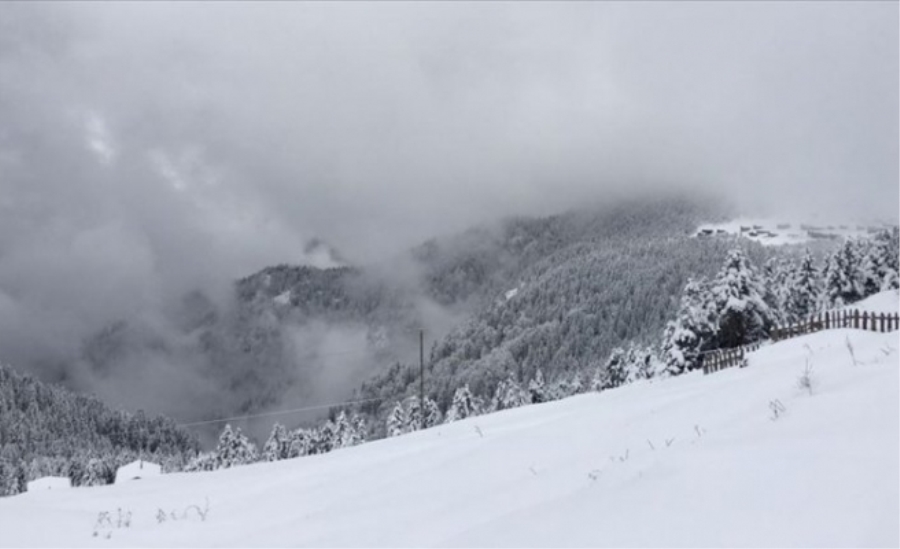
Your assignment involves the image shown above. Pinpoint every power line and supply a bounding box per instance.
[178,396,384,428]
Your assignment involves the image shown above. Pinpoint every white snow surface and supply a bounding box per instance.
[1,330,898,547]
[25,477,71,492]
[115,461,162,484]
[850,290,899,314]
[272,291,291,306]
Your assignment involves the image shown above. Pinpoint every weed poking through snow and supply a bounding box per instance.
[769,399,787,421]
[798,358,815,396]
[846,336,858,366]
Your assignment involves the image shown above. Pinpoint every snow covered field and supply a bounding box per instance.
[1,329,897,547]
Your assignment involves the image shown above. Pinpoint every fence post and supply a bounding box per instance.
[853,310,859,329]
[894,313,899,331]
[862,311,868,331]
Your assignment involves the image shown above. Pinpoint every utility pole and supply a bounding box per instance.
[419,329,425,430]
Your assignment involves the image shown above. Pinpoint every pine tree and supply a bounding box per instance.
[762,257,789,324]
[528,369,547,404]
[349,414,367,446]
[784,250,820,322]
[604,347,627,389]
[422,397,442,428]
[822,239,864,308]
[491,375,529,411]
[445,385,476,422]
[386,402,407,437]
[288,429,313,458]
[184,451,217,472]
[710,248,773,348]
[861,229,900,294]
[215,424,258,469]
[82,458,111,486]
[590,365,608,391]
[403,397,423,432]
[333,411,353,449]
[262,423,290,462]
[568,371,585,394]
[661,277,716,376]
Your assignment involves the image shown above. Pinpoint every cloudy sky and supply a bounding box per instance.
[0,2,897,374]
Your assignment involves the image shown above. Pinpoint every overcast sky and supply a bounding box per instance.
[0,2,897,371]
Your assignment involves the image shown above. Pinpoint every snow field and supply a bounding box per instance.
[0,329,897,547]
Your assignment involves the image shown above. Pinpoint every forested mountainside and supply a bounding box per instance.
[354,209,779,428]
[0,363,199,495]
[71,195,730,434]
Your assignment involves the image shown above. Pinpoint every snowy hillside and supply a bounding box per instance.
[1,329,897,547]
[851,289,899,314]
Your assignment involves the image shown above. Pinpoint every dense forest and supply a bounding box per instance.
[0,364,199,495]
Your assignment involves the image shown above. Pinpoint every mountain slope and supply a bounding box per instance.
[1,328,896,547]
[70,196,736,435]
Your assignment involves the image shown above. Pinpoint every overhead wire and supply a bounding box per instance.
[178,396,385,428]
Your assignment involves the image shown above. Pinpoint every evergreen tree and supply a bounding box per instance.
[590,366,608,392]
[445,385,476,422]
[762,257,789,324]
[784,250,820,322]
[568,371,585,395]
[822,239,863,308]
[422,398,442,428]
[604,347,628,389]
[403,397,423,432]
[184,452,217,472]
[386,402,407,436]
[528,369,547,404]
[861,229,900,294]
[214,424,258,469]
[491,375,529,411]
[82,458,112,487]
[710,248,773,348]
[262,423,290,462]
[661,277,716,376]
[349,414,367,446]
[287,429,313,458]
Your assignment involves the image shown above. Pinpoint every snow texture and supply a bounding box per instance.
[1,329,897,547]
[850,289,899,314]
[25,477,71,492]
[114,461,162,484]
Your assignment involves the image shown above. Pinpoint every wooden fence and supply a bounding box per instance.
[700,341,762,375]
[771,309,900,341]
[702,309,899,375]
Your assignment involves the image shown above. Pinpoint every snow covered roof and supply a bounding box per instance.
[115,460,162,483]
[26,477,71,492]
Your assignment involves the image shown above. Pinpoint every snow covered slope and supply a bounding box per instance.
[1,330,897,547]
[851,289,899,314]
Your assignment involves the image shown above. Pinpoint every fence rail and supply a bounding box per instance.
[700,341,762,375]
[702,308,899,376]
[771,309,900,341]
